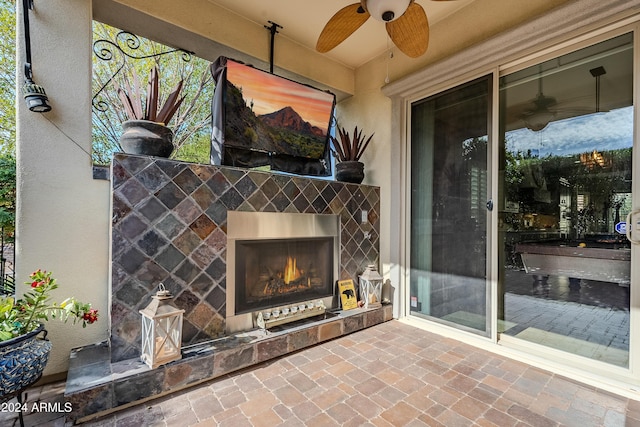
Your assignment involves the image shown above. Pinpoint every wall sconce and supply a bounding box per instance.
[359,264,383,309]
[139,284,184,369]
[23,64,51,113]
[21,0,51,113]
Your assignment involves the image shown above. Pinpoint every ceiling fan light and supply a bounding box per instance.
[366,0,411,22]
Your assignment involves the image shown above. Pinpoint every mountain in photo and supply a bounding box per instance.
[260,106,325,138]
[223,80,327,160]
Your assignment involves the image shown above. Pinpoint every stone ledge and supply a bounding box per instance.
[65,304,393,422]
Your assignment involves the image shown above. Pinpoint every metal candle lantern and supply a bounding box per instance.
[139,284,184,369]
[359,264,383,309]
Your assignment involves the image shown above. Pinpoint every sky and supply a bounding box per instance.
[506,106,634,157]
[227,60,335,132]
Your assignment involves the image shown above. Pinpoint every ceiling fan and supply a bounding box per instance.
[519,66,605,132]
[520,77,558,132]
[316,0,458,58]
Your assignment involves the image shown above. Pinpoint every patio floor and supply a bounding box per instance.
[3,320,639,426]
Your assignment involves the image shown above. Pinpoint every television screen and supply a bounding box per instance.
[210,57,336,176]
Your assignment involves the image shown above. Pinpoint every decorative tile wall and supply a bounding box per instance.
[110,154,380,363]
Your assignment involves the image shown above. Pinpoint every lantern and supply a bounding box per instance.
[139,284,184,369]
[359,264,383,309]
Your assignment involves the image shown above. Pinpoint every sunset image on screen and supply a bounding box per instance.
[222,59,336,162]
[227,60,334,132]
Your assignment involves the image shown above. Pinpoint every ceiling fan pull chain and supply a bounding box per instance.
[385,36,392,83]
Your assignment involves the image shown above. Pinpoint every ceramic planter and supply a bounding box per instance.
[335,161,365,184]
[0,324,51,400]
[119,120,174,158]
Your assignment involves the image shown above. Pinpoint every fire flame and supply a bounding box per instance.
[283,256,301,284]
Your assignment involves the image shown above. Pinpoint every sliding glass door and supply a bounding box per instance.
[409,76,492,335]
[408,31,635,369]
[498,33,634,367]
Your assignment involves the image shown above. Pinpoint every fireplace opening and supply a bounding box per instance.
[226,211,339,332]
[235,237,334,314]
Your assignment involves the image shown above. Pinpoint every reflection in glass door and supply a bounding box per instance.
[498,33,633,367]
[410,76,491,335]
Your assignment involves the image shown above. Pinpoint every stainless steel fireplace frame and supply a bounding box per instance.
[226,211,340,333]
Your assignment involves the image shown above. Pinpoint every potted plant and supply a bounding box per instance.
[114,66,185,157]
[330,125,374,184]
[0,269,98,399]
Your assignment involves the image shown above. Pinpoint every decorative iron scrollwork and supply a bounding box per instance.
[92,30,192,113]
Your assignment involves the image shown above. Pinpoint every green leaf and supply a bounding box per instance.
[0,296,13,315]
[0,2,15,156]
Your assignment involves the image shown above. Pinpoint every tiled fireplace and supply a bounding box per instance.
[110,153,380,362]
[64,154,389,421]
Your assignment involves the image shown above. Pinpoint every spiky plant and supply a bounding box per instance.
[113,66,184,125]
[330,125,374,162]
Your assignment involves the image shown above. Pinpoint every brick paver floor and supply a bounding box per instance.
[2,320,639,426]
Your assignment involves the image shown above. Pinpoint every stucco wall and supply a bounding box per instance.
[16,0,110,375]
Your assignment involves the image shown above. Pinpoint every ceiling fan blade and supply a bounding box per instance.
[385,2,429,58]
[316,3,370,53]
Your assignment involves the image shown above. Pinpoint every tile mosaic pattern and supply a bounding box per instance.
[110,154,380,363]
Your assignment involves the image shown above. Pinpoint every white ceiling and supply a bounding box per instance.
[207,0,475,68]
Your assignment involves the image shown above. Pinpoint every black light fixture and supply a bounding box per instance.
[21,0,51,113]
[589,66,606,113]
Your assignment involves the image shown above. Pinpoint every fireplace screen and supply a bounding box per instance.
[235,237,334,314]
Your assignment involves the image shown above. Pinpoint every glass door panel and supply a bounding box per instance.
[498,33,633,367]
[410,76,491,335]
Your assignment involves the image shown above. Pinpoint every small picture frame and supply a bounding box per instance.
[338,279,358,310]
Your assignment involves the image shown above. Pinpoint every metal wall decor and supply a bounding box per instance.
[91,30,192,114]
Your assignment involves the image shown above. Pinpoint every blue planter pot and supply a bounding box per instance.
[0,324,52,400]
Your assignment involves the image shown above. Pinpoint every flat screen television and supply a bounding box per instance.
[210,57,336,176]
